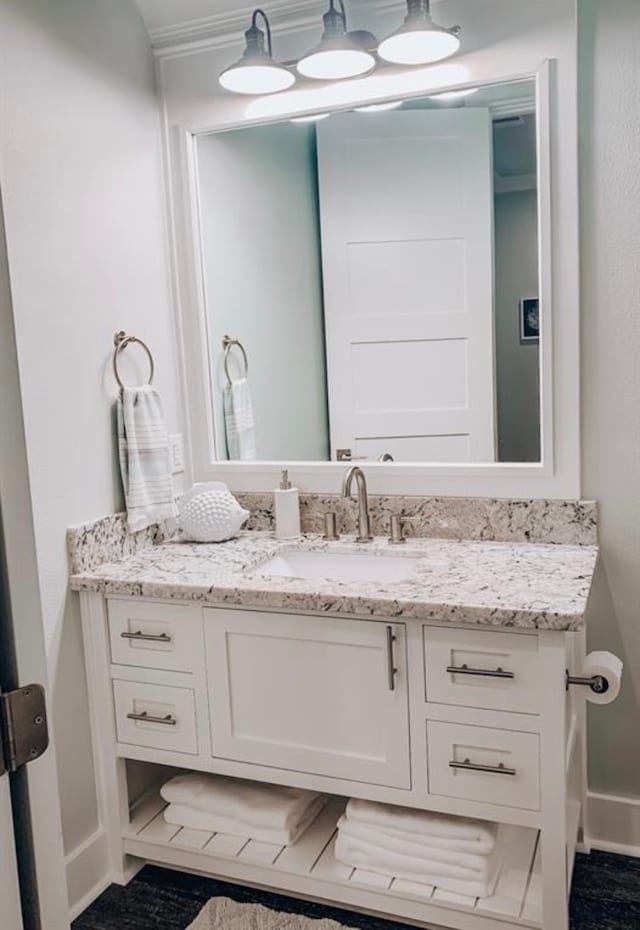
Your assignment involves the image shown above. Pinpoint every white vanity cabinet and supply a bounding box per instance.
[206,609,410,788]
[80,592,587,930]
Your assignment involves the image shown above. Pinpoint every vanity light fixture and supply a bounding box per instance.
[378,0,460,66]
[296,0,376,81]
[355,101,404,112]
[219,9,295,95]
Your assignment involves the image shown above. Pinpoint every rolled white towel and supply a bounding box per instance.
[163,795,326,846]
[336,816,493,874]
[345,798,496,853]
[160,773,321,832]
[334,831,501,899]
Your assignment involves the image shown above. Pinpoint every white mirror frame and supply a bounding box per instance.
[169,58,580,498]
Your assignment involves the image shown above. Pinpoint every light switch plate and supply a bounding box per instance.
[169,434,185,475]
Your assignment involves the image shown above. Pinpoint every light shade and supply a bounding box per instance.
[378,0,460,66]
[219,10,295,95]
[297,1,376,81]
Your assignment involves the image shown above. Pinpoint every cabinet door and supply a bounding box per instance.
[205,609,410,788]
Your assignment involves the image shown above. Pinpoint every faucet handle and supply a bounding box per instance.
[388,515,417,545]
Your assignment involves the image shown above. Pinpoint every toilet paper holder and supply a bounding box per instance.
[566,671,609,695]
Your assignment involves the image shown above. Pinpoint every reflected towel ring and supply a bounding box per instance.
[222,335,249,386]
[113,331,155,390]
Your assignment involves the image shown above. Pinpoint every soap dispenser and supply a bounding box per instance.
[274,469,300,539]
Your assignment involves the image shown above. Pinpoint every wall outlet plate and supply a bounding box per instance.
[169,434,185,474]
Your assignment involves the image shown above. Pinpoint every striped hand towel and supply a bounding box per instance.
[223,377,256,461]
[117,386,178,532]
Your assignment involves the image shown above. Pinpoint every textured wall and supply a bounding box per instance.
[579,0,640,796]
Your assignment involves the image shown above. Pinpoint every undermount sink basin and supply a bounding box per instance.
[248,549,421,584]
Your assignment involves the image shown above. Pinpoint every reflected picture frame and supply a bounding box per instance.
[520,297,540,344]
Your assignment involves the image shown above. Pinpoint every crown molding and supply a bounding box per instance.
[151,0,409,58]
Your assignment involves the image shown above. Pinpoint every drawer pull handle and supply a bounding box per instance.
[121,631,172,643]
[126,711,177,726]
[449,758,516,776]
[446,664,515,680]
[386,625,397,692]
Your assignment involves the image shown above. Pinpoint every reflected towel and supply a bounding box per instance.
[334,830,501,898]
[345,798,496,853]
[117,386,177,532]
[223,378,256,461]
[163,795,326,846]
[160,773,322,832]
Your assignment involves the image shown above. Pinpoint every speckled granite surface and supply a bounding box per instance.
[67,513,169,575]
[239,494,598,546]
[69,531,597,631]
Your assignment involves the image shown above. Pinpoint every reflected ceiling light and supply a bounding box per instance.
[219,9,295,95]
[297,1,376,81]
[429,87,478,100]
[355,101,404,112]
[378,0,461,66]
[290,112,331,123]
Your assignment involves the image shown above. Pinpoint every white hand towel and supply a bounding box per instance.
[117,386,178,532]
[163,795,326,846]
[334,831,501,899]
[336,816,493,874]
[345,798,496,849]
[223,378,256,461]
[160,773,321,832]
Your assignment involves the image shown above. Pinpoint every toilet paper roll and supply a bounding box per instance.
[581,651,623,705]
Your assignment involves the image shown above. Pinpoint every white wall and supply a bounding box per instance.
[494,189,541,462]
[579,0,640,800]
[197,124,329,461]
[0,0,182,912]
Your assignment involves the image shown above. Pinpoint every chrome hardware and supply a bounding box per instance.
[341,465,373,542]
[126,710,177,726]
[378,453,394,462]
[566,671,609,695]
[0,685,49,775]
[449,758,516,776]
[222,334,249,386]
[322,512,340,541]
[388,514,417,545]
[446,664,515,680]
[386,625,397,692]
[336,449,367,462]
[120,630,172,643]
[113,331,155,390]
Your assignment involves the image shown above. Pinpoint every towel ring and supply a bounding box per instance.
[113,331,155,390]
[222,335,248,386]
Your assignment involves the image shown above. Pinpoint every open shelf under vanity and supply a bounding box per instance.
[124,788,547,930]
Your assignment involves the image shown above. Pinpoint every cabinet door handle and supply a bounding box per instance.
[386,625,397,691]
[449,758,516,776]
[126,710,177,726]
[121,630,172,643]
[446,664,514,680]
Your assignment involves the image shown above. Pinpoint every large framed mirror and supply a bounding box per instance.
[172,60,576,495]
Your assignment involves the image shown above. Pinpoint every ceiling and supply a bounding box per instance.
[133,1,248,34]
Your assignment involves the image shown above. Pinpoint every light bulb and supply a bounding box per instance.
[220,64,295,95]
[297,47,375,81]
[378,29,459,65]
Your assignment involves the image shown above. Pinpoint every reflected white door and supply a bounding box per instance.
[317,109,496,462]
[1,733,23,930]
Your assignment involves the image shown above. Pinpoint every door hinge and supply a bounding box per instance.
[0,685,49,776]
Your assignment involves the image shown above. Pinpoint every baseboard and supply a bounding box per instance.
[65,827,110,922]
[587,791,640,858]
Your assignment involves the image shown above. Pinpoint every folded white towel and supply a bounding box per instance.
[164,795,326,846]
[117,386,178,532]
[334,831,501,899]
[345,798,496,851]
[223,378,256,461]
[336,816,493,874]
[160,773,321,832]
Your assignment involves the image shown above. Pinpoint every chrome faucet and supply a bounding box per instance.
[341,466,373,543]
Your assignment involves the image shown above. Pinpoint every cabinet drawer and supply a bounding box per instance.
[426,721,539,810]
[108,600,202,673]
[423,626,539,714]
[113,679,198,755]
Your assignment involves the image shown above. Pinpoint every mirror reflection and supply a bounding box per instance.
[196,79,540,464]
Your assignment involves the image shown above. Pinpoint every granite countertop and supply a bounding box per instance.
[69,531,598,631]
